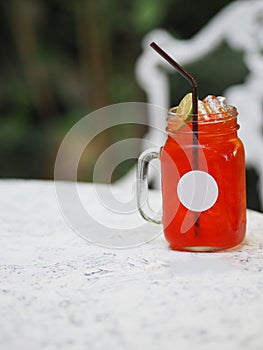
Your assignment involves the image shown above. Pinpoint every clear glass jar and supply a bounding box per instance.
[137,107,246,251]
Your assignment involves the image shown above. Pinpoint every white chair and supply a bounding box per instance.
[119,0,263,209]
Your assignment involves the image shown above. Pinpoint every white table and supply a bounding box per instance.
[1,180,263,350]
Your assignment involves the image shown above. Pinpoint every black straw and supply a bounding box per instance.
[150,42,199,235]
[150,42,198,132]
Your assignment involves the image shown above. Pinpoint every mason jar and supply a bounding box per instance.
[137,106,246,251]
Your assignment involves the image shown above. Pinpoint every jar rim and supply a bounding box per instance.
[167,105,238,124]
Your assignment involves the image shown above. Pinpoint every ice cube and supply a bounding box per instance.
[203,95,222,113]
[217,96,228,111]
[217,96,237,116]
[198,100,210,120]
[203,95,228,118]
[197,95,237,120]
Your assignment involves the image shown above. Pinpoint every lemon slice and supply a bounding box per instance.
[176,92,193,129]
[177,92,193,115]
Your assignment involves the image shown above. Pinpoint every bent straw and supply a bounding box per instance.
[150,42,199,235]
[150,42,198,135]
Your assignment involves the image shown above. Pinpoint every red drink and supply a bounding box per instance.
[137,100,246,251]
[137,43,246,251]
[160,107,246,251]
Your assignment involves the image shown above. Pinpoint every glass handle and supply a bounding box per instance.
[136,148,162,224]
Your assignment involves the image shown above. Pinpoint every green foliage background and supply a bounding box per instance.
[0,0,261,210]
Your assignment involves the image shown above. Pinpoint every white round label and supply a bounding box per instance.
[177,170,218,212]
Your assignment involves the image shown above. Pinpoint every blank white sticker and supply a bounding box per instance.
[177,170,218,212]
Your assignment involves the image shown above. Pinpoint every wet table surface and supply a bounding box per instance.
[0,180,263,350]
